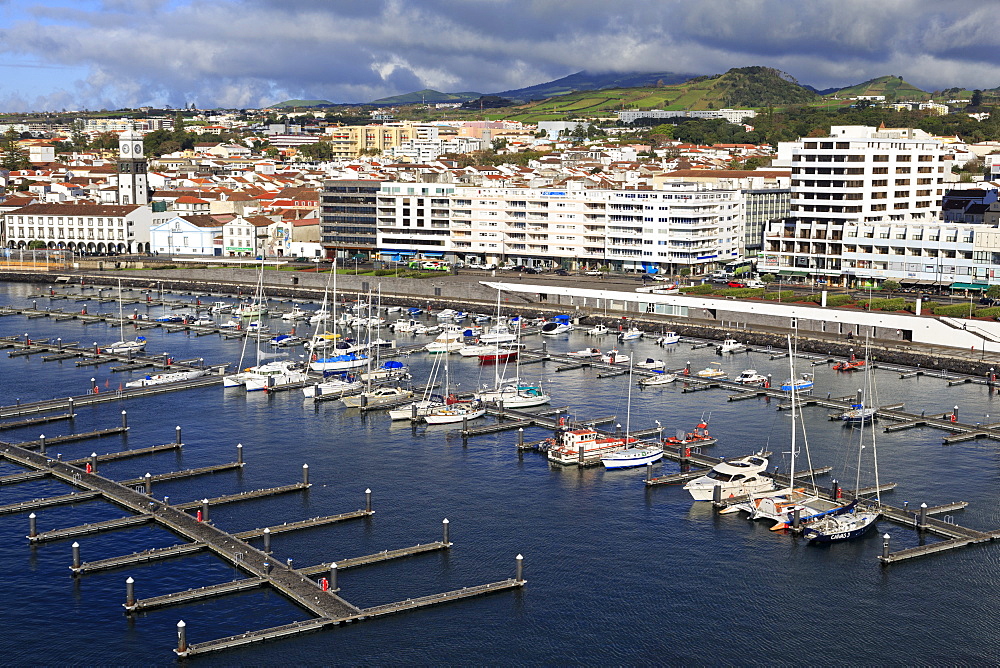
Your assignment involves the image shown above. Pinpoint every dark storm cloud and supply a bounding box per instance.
[2,0,1000,110]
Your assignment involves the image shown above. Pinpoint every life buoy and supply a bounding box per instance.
[311,354,317,361]
[684,447,691,457]
[836,488,843,499]
[558,416,566,427]
[764,381,770,389]
[683,369,689,376]
[93,386,100,395]
[950,413,957,422]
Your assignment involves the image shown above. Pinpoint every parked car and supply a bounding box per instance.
[727,281,747,288]
[583,270,603,276]
[652,274,672,281]
[523,267,539,274]
[553,269,570,276]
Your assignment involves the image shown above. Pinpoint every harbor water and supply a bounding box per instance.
[1,280,1000,665]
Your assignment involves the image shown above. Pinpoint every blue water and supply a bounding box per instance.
[2,281,1000,665]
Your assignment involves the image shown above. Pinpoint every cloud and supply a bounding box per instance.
[1,0,1000,110]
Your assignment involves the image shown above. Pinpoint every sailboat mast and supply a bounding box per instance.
[625,358,634,438]
[787,334,796,484]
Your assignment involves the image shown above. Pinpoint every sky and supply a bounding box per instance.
[2,0,1000,112]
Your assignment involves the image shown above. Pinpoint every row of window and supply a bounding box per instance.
[14,227,125,240]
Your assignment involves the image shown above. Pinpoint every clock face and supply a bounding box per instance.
[122,143,130,154]
[134,143,142,155]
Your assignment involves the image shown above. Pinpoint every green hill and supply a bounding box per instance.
[371,89,482,105]
[269,99,334,108]
[494,70,697,102]
[497,66,819,123]
[831,76,930,101]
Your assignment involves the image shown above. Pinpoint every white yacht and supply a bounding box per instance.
[734,369,768,386]
[683,455,775,501]
[716,339,746,354]
[243,360,309,392]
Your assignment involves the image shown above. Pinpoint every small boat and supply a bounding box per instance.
[566,347,602,359]
[734,369,769,386]
[308,309,330,324]
[302,375,364,398]
[209,301,233,313]
[341,385,413,408]
[587,324,611,336]
[479,324,516,344]
[414,324,442,335]
[423,399,487,424]
[635,358,665,370]
[125,368,208,388]
[601,443,664,469]
[103,336,147,355]
[360,360,409,382]
[435,308,459,320]
[683,454,775,501]
[662,421,716,447]
[639,372,676,386]
[693,364,726,379]
[389,398,445,420]
[425,329,465,353]
[281,306,310,321]
[601,349,630,364]
[802,500,880,542]
[189,317,215,326]
[269,334,305,348]
[655,332,680,345]
[243,360,309,392]
[841,403,877,423]
[476,382,550,408]
[478,347,519,365]
[154,313,184,323]
[407,307,424,316]
[618,327,643,341]
[716,338,746,354]
[540,315,573,336]
[780,372,814,392]
[833,356,866,372]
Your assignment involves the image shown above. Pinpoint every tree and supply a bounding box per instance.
[0,128,29,170]
[986,284,1000,300]
[972,90,984,107]
[298,141,333,161]
[761,273,776,284]
[882,279,900,293]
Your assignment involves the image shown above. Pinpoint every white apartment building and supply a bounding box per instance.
[617,108,757,124]
[4,203,151,254]
[762,126,949,285]
[375,183,744,273]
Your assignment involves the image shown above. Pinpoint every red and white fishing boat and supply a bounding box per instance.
[545,425,636,466]
[661,421,717,448]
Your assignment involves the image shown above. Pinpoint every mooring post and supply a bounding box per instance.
[712,483,722,508]
[144,473,152,495]
[263,561,270,575]
[515,554,524,584]
[121,410,127,429]
[365,488,372,513]
[175,426,182,445]
[686,361,691,375]
[56,337,62,350]
[176,621,187,655]
[578,444,585,466]
[541,340,547,354]
[497,399,504,421]
[462,416,468,434]
[302,463,309,486]
[28,512,37,538]
[72,541,81,570]
[90,452,98,475]
[646,462,653,483]
[126,577,135,608]
[442,518,450,546]
[615,423,622,438]
[67,397,74,417]
[263,527,271,553]
[792,507,801,530]
[918,502,928,530]
[411,403,418,420]
[856,389,863,405]
[236,443,243,465]
[163,496,169,506]
[329,562,339,592]
[831,479,839,501]
[517,427,524,449]
[39,434,46,455]
[882,533,891,561]
[201,499,210,524]
[953,406,959,420]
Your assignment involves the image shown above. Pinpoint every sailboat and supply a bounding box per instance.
[422,350,486,424]
[309,261,369,372]
[103,279,147,354]
[803,341,882,542]
[475,298,551,409]
[389,352,447,420]
[341,287,413,408]
[601,361,663,469]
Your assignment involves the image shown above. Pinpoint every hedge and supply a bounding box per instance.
[974,306,1000,318]
[932,303,975,317]
[827,294,855,307]
[680,284,715,294]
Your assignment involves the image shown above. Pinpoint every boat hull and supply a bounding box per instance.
[601,447,663,469]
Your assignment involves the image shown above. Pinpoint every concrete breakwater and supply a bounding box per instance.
[1,268,996,377]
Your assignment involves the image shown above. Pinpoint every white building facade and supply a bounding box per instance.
[762,126,950,286]
[4,203,151,253]
[375,182,744,273]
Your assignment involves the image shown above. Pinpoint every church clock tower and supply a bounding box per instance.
[117,128,149,205]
